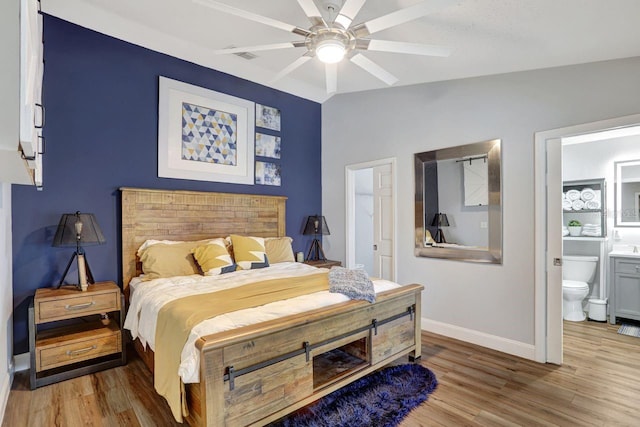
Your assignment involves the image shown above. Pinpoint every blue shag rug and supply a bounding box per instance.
[270,364,438,427]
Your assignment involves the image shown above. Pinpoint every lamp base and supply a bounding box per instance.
[306,238,327,261]
[57,251,96,291]
[434,229,447,244]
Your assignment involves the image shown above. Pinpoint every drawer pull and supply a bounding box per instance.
[66,345,97,357]
[64,301,95,311]
[636,265,640,272]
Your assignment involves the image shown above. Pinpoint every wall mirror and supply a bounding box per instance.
[414,139,502,263]
[614,159,640,227]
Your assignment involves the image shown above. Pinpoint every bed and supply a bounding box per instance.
[120,187,423,427]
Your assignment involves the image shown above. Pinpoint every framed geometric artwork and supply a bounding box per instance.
[255,161,281,186]
[255,133,281,159]
[158,76,255,184]
[256,103,281,131]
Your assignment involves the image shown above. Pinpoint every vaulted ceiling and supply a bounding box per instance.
[43,0,640,102]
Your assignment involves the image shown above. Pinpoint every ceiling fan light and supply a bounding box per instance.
[316,39,346,64]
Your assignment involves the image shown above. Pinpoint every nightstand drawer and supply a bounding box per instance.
[35,291,119,323]
[36,326,121,372]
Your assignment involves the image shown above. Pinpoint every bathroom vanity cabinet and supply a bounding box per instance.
[609,255,640,324]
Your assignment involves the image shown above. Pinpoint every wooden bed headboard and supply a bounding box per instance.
[120,187,287,293]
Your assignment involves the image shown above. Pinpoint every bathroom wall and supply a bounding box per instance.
[563,133,640,245]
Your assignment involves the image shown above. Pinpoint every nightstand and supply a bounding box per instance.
[29,281,126,389]
[303,259,342,269]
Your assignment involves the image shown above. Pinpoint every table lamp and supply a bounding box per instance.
[52,211,106,291]
[303,215,330,261]
[431,213,449,244]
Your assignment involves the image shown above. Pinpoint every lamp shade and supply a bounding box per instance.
[431,213,449,227]
[303,215,330,236]
[52,212,106,247]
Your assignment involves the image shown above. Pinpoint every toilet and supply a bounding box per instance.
[562,255,598,321]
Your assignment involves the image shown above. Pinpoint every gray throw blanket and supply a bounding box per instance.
[328,266,376,303]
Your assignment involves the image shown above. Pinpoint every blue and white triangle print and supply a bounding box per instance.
[182,102,238,165]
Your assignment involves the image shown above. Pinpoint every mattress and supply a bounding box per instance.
[124,262,399,383]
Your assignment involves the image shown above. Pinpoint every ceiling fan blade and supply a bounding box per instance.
[363,39,451,57]
[350,54,398,86]
[212,42,301,55]
[270,55,312,83]
[334,0,366,29]
[326,63,338,94]
[296,0,327,27]
[193,0,311,37]
[352,0,457,37]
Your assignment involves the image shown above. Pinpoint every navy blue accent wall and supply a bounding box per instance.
[11,16,322,354]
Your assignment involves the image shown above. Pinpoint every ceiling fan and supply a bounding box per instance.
[193,0,456,93]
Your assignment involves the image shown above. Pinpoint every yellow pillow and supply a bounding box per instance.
[138,240,207,280]
[230,235,269,270]
[193,240,236,276]
[265,237,294,263]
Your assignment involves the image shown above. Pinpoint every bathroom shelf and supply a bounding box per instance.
[563,178,606,238]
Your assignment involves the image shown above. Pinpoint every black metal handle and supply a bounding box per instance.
[38,135,45,154]
[35,104,45,129]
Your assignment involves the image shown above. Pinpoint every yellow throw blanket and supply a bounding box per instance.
[155,272,329,422]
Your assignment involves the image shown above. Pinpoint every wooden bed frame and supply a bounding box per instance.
[121,187,423,427]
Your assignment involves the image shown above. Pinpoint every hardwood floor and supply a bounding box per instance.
[3,320,639,426]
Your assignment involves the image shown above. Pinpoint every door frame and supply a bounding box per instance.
[534,113,640,363]
[345,157,397,281]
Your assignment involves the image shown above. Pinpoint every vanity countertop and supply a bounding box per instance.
[608,248,640,258]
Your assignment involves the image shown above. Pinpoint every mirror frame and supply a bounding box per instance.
[414,139,503,264]
[614,158,640,227]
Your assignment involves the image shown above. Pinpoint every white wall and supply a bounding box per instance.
[436,159,488,247]
[0,183,13,417]
[322,56,640,354]
[354,169,374,274]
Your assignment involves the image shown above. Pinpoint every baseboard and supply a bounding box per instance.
[421,317,537,361]
[13,353,29,373]
[0,370,11,422]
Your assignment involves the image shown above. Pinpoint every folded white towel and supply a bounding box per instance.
[585,200,600,209]
[571,199,585,210]
[562,192,566,200]
[566,189,581,201]
[562,199,573,210]
[580,188,596,201]
[562,229,570,236]
[581,223,602,236]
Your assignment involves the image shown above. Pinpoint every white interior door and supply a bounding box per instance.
[373,164,394,280]
[546,138,563,364]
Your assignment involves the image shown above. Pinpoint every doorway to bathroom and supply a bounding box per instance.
[534,114,640,364]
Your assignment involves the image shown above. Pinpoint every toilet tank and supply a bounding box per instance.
[562,255,598,282]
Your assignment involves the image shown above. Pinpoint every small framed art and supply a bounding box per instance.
[256,103,281,131]
[255,161,281,186]
[255,133,281,159]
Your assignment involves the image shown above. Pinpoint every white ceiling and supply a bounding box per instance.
[42,0,640,103]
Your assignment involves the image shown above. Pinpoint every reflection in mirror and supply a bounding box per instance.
[615,159,640,226]
[414,139,502,263]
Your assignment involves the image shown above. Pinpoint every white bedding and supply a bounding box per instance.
[124,262,399,383]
